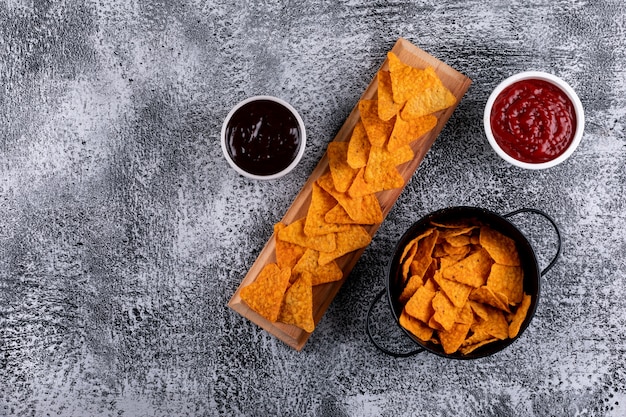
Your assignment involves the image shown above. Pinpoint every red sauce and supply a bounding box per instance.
[225,99,301,176]
[490,79,576,163]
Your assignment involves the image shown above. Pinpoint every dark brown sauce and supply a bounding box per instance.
[225,99,302,176]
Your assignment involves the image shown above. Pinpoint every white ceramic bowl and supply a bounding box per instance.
[483,71,584,170]
[221,95,306,180]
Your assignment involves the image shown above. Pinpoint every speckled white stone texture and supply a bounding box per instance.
[1,1,625,416]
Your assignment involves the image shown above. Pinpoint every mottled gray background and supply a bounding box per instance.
[1,0,625,416]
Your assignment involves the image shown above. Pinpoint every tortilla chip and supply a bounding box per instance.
[469,286,511,313]
[277,272,315,332]
[347,166,405,198]
[508,293,532,338]
[319,172,383,225]
[364,145,414,184]
[377,70,401,121]
[347,120,371,169]
[278,218,336,253]
[400,309,433,341]
[327,141,358,193]
[486,264,524,305]
[431,291,461,331]
[401,82,457,120]
[317,225,372,265]
[274,222,306,269]
[405,229,439,281]
[439,321,472,355]
[240,263,291,322]
[442,247,493,287]
[473,305,509,340]
[479,226,521,266]
[304,183,351,236]
[399,273,424,304]
[292,248,343,285]
[387,113,437,153]
[405,285,436,324]
[387,53,440,104]
[434,273,473,308]
[458,337,499,355]
[359,99,396,148]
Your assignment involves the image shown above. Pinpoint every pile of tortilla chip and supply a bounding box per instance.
[240,52,457,333]
[397,220,532,355]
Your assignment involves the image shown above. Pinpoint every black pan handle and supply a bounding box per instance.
[504,208,562,276]
[366,288,425,358]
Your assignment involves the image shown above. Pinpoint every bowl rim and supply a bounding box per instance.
[220,95,307,180]
[483,71,585,170]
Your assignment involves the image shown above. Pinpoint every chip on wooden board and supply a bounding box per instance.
[327,141,358,193]
[347,120,371,169]
[274,222,306,269]
[359,99,395,148]
[292,248,343,285]
[304,183,351,237]
[240,263,291,322]
[278,218,336,253]
[277,272,315,333]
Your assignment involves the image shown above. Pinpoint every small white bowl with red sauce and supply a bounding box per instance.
[484,71,584,169]
[221,95,306,180]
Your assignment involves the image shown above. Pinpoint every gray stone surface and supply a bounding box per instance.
[1,1,625,416]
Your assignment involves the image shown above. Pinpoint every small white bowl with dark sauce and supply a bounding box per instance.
[221,96,306,180]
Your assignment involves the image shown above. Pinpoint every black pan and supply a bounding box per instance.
[366,206,561,359]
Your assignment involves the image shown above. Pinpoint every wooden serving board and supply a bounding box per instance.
[228,37,472,350]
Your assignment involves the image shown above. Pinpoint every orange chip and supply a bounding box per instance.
[405,285,436,324]
[347,166,405,198]
[327,141,358,193]
[387,113,437,153]
[439,320,472,355]
[400,82,457,120]
[304,183,351,236]
[479,226,521,266]
[364,145,414,184]
[318,225,372,265]
[274,222,306,269]
[468,300,491,321]
[277,272,315,332]
[240,263,291,322]
[434,272,473,308]
[404,229,439,280]
[472,305,509,340]
[442,247,493,287]
[437,225,477,240]
[441,241,471,257]
[400,309,433,341]
[377,70,401,121]
[292,248,343,285]
[324,195,383,225]
[358,99,395,148]
[387,53,440,104]
[399,273,424,304]
[469,286,510,313]
[318,172,383,225]
[486,264,524,305]
[444,233,472,248]
[423,276,437,293]
[400,228,434,265]
[459,337,498,355]
[278,218,336,253]
[508,293,532,338]
[431,291,461,331]
[347,120,371,169]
